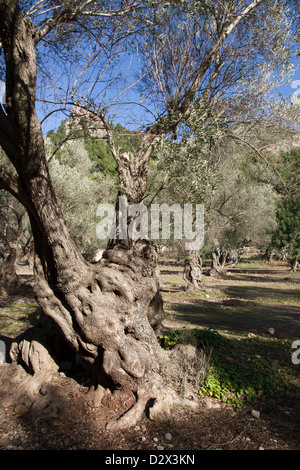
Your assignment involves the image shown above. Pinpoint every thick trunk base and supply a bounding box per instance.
[0,328,202,431]
[291,256,300,272]
[209,248,231,277]
[0,288,205,431]
[0,241,175,429]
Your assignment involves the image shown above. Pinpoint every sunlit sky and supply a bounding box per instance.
[1,40,298,137]
[38,61,300,136]
[1,64,298,136]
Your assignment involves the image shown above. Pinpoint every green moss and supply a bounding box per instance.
[0,302,41,336]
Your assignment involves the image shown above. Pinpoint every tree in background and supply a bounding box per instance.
[0,191,28,291]
[148,129,280,283]
[46,138,116,259]
[47,118,141,179]
[206,159,278,276]
[0,149,33,291]
[271,147,300,270]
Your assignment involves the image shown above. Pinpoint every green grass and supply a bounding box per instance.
[0,302,41,336]
[158,326,299,410]
[161,259,300,340]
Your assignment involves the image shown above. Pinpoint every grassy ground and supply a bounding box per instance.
[161,259,300,337]
[0,299,40,337]
[159,256,300,413]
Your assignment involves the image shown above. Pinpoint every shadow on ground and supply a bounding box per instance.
[163,266,300,340]
[167,297,300,340]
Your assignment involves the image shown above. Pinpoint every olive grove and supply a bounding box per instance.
[0,0,299,429]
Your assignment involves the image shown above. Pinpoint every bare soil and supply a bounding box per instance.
[0,367,299,451]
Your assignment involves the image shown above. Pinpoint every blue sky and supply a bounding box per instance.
[2,57,298,136]
[38,62,300,136]
[278,67,300,104]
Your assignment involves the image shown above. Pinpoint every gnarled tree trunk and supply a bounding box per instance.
[210,247,230,277]
[291,255,300,272]
[0,208,25,292]
[183,250,204,291]
[0,0,166,430]
[0,245,19,291]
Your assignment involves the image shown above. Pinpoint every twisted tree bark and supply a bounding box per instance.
[0,0,265,428]
[210,247,230,277]
[0,0,166,429]
[0,207,25,292]
[183,251,204,291]
[291,255,300,272]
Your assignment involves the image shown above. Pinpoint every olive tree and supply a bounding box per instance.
[0,191,28,290]
[271,147,300,270]
[47,138,116,259]
[206,163,278,275]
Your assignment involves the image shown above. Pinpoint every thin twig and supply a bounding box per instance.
[204,422,250,450]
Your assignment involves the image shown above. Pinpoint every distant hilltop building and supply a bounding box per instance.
[65,105,108,140]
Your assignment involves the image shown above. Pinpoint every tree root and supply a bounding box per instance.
[0,362,56,410]
[106,386,200,431]
[105,378,162,431]
[106,394,151,432]
[105,361,200,432]
[30,383,68,424]
[0,362,79,424]
[0,322,61,412]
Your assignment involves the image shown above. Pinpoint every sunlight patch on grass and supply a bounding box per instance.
[0,302,41,336]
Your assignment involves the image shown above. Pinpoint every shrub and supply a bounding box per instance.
[158,327,289,409]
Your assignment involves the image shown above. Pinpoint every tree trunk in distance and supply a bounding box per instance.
[183,251,204,291]
[0,210,25,293]
[291,255,300,272]
[210,247,229,277]
[0,246,19,292]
